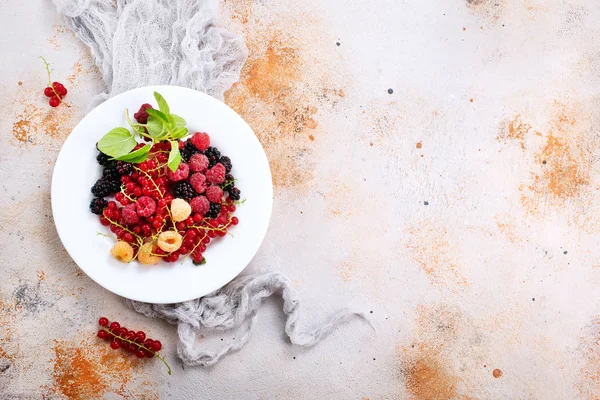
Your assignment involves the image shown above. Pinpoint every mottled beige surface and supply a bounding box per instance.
[2,0,600,398]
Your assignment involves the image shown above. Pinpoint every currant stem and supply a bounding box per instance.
[39,56,71,108]
[104,216,143,242]
[102,327,172,375]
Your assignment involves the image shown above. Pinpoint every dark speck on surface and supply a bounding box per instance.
[563,251,568,254]
[293,357,296,359]
[542,160,547,164]
[532,298,535,301]
[336,42,340,46]
[0,363,10,373]
[387,88,393,94]
[370,310,373,314]
[13,281,50,314]
[424,201,429,206]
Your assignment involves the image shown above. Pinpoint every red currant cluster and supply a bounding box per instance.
[91,126,241,266]
[43,81,68,107]
[96,317,171,374]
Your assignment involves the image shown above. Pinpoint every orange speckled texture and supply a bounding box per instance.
[3,0,600,398]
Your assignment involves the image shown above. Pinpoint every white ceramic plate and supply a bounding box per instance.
[52,85,272,304]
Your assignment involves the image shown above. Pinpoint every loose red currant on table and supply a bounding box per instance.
[96,318,172,374]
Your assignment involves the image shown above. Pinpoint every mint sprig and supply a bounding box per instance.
[97,92,188,169]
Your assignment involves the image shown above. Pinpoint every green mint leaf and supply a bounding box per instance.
[167,140,181,172]
[114,143,151,163]
[154,92,170,115]
[146,115,165,138]
[171,114,186,128]
[97,127,136,158]
[170,127,188,140]
[166,113,176,129]
[146,108,169,123]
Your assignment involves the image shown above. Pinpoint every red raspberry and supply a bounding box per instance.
[205,185,224,203]
[188,153,209,173]
[121,203,139,225]
[189,173,207,193]
[190,196,210,215]
[205,163,226,184]
[133,103,153,124]
[136,196,156,217]
[167,162,190,182]
[190,132,210,151]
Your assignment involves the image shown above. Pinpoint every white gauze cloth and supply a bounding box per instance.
[52,0,367,367]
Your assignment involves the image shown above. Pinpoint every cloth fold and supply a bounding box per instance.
[54,0,368,367]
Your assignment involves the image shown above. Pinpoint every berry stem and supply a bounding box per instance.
[102,328,172,375]
[125,109,153,139]
[39,56,71,108]
[119,184,138,203]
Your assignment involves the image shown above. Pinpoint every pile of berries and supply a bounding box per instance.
[43,81,68,107]
[89,104,242,266]
[96,317,171,374]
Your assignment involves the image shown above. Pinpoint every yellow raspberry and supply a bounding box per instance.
[170,198,192,222]
[157,231,183,253]
[138,242,161,265]
[110,241,134,263]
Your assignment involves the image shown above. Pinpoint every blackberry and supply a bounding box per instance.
[181,141,200,162]
[89,198,108,215]
[219,156,232,173]
[205,147,221,168]
[172,181,196,200]
[228,187,241,201]
[103,163,120,179]
[96,151,111,166]
[91,176,121,197]
[116,161,132,176]
[207,202,221,219]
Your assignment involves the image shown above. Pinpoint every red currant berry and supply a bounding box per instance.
[103,208,113,219]
[134,188,142,197]
[57,86,67,97]
[109,322,120,331]
[186,230,197,240]
[217,215,228,225]
[133,226,142,234]
[100,216,110,226]
[52,81,64,90]
[152,220,162,229]
[158,199,167,208]
[118,327,128,337]
[228,205,236,212]
[136,331,146,342]
[44,87,54,97]
[107,201,117,210]
[123,233,135,243]
[136,349,146,358]
[144,349,154,358]
[49,96,61,107]
[144,338,154,348]
[109,225,117,233]
[179,246,189,254]
[97,330,107,339]
[231,217,239,225]
[98,317,109,327]
[176,222,186,231]
[110,340,121,350]
[151,340,162,352]
[199,243,207,252]
[208,230,217,238]
[202,236,211,244]
[217,230,226,237]
[186,217,194,226]
[121,342,131,351]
